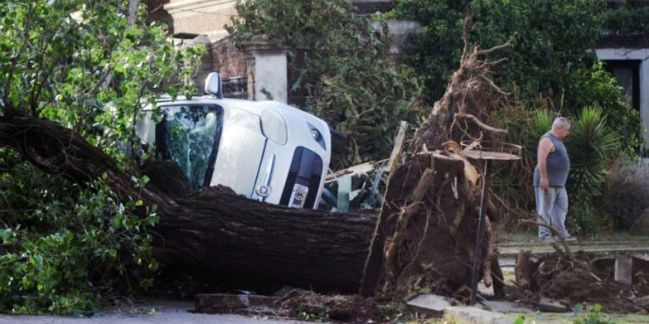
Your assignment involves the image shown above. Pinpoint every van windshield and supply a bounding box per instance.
[156,105,223,189]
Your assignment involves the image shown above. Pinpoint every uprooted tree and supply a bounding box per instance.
[1,9,513,303]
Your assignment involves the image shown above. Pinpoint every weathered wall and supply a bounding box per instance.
[249,52,288,103]
[212,38,246,80]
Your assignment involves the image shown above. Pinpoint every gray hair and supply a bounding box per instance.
[552,117,571,130]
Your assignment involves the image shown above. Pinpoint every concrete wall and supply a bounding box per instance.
[249,52,288,103]
[596,48,649,147]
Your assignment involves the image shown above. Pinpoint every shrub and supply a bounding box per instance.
[390,0,605,106]
[605,159,649,231]
[559,107,620,234]
[564,63,642,156]
[566,107,621,197]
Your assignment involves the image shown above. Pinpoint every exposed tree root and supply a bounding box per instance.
[360,31,514,302]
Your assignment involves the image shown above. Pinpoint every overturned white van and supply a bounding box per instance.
[136,73,331,209]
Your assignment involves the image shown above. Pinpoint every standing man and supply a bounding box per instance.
[533,117,575,243]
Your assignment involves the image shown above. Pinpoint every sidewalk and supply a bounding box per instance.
[0,300,305,324]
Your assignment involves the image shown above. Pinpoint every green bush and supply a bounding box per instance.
[564,63,642,156]
[0,150,158,315]
[603,2,649,42]
[562,107,620,234]
[605,159,649,231]
[0,1,204,314]
[566,107,621,193]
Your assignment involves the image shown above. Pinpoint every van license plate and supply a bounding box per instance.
[288,183,309,208]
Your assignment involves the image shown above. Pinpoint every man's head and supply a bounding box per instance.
[551,117,571,139]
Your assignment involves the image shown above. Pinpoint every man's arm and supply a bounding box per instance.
[537,137,554,191]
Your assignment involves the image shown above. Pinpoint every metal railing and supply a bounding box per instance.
[222,76,248,99]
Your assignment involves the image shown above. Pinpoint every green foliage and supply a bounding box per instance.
[564,63,642,156]
[565,107,621,234]
[313,61,423,166]
[0,150,158,315]
[295,307,329,321]
[567,107,621,197]
[0,0,204,162]
[384,0,468,102]
[228,0,424,165]
[391,0,604,102]
[530,110,553,141]
[0,0,202,314]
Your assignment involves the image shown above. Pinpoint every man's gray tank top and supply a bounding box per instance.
[533,132,570,187]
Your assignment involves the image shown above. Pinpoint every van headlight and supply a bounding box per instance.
[311,128,321,142]
[261,110,288,144]
[308,123,326,150]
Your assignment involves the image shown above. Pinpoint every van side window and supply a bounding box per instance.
[156,105,224,189]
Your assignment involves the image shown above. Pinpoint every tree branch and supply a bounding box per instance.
[454,113,507,134]
[475,33,516,56]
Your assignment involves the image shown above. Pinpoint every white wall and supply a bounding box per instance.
[253,53,288,103]
[596,48,649,148]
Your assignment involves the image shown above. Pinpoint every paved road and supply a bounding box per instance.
[0,300,305,324]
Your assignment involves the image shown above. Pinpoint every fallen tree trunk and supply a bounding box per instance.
[155,195,376,292]
[0,116,376,293]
